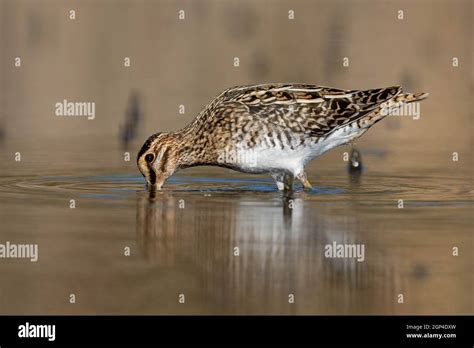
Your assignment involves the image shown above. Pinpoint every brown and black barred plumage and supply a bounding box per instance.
[137,83,428,191]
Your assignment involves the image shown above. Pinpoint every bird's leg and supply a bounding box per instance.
[283,173,294,192]
[271,172,294,192]
[296,171,313,190]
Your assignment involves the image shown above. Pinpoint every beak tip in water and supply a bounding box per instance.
[146,182,163,191]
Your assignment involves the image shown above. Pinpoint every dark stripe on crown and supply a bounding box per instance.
[137,132,162,162]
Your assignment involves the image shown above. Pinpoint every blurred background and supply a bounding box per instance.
[0,0,472,171]
[0,0,472,315]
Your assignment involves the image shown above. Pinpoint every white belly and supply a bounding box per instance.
[223,122,366,174]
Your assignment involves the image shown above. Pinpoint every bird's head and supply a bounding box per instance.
[137,132,179,190]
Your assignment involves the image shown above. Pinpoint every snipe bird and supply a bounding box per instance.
[137,84,428,191]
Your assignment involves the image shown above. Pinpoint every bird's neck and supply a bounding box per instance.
[172,128,219,169]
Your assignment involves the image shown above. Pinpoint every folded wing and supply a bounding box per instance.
[219,83,402,137]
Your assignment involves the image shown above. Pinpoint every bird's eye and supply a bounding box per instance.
[145,154,154,163]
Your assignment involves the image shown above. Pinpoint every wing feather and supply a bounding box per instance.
[214,84,401,137]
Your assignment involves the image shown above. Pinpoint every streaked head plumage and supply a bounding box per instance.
[137,132,178,190]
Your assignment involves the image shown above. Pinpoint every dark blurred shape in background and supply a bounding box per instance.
[348,147,363,173]
[120,90,142,149]
[348,147,363,184]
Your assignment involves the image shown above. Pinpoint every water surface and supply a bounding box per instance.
[0,145,471,315]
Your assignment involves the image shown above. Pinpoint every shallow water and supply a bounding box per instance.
[0,146,472,315]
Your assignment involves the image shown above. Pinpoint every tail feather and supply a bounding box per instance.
[395,91,429,103]
[356,89,428,129]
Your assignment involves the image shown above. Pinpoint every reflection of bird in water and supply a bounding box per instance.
[137,84,428,191]
[120,91,142,149]
[135,191,320,312]
[134,190,398,313]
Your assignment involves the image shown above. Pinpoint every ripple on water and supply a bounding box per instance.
[0,172,471,206]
